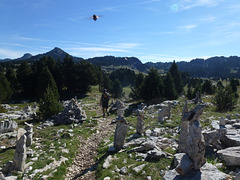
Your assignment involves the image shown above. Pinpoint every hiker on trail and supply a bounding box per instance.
[100,89,110,117]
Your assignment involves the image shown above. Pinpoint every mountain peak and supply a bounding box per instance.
[21,53,32,59]
[48,47,66,54]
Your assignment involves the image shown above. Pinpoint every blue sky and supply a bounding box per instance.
[1,0,240,63]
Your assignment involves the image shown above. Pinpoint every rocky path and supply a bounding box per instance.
[65,113,116,180]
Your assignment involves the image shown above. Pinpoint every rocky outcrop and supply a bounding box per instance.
[164,162,231,180]
[54,98,87,125]
[0,119,18,133]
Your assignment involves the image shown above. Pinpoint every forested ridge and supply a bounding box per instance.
[2,47,240,78]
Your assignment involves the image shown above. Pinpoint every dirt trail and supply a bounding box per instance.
[65,112,116,180]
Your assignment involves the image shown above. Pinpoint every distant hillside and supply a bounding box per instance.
[145,56,240,78]
[87,56,147,72]
[1,47,240,78]
[0,47,83,63]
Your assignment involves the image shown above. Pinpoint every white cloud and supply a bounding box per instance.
[0,48,23,59]
[171,0,224,11]
[68,47,127,53]
[64,42,141,58]
[179,24,197,32]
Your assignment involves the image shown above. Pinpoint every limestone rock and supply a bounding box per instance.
[0,120,18,133]
[164,163,231,180]
[221,129,240,147]
[236,172,240,180]
[173,153,186,168]
[158,103,171,123]
[182,100,188,115]
[114,122,128,150]
[178,105,206,170]
[16,128,27,141]
[132,164,146,173]
[54,98,87,125]
[217,146,240,166]
[103,155,113,169]
[175,153,193,175]
[136,110,145,135]
[11,135,27,172]
[24,122,33,147]
[116,99,125,118]
[145,149,167,162]
[220,117,226,126]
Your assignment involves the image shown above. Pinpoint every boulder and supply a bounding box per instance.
[145,149,166,162]
[174,153,193,175]
[164,163,231,180]
[217,146,240,166]
[221,129,240,147]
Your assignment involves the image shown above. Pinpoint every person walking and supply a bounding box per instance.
[100,89,110,117]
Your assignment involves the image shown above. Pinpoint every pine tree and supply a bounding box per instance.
[230,79,239,93]
[16,61,32,96]
[111,79,123,98]
[213,85,237,112]
[37,66,59,100]
[169,61,183,94]
[130,73,144,100]
[141,68,164,102]
[38,86,63,120]
[202,80,214,94]
[6,67,17,91]
[217,80,224,89]
[164,72,178,100]
[0,73,12,103]
[186,86,194,100]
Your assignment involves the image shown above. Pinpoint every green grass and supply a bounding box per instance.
[2,83,240,179]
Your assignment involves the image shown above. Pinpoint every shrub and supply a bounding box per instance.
[38,86,63,120]
[213,85,237,112]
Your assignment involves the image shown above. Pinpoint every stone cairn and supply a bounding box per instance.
[112,100,128,151]
[158,103,171,123]
[177,104,206,175]
[11,135,27,172]
[54,98,87,125]
[24,122,33,147]
[116,99,125,119]
[112,99,125,123]
[194,91,202,104]
[182,100,188,116]
[2,123,34,176]
[136,110,145,136]
[0,119,18,133]
[3,130,27,175]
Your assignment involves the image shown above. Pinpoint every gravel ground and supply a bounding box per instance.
[65,114,116,180]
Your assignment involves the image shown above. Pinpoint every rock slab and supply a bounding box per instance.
[217,146,240,166]
[164,163,231,180]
